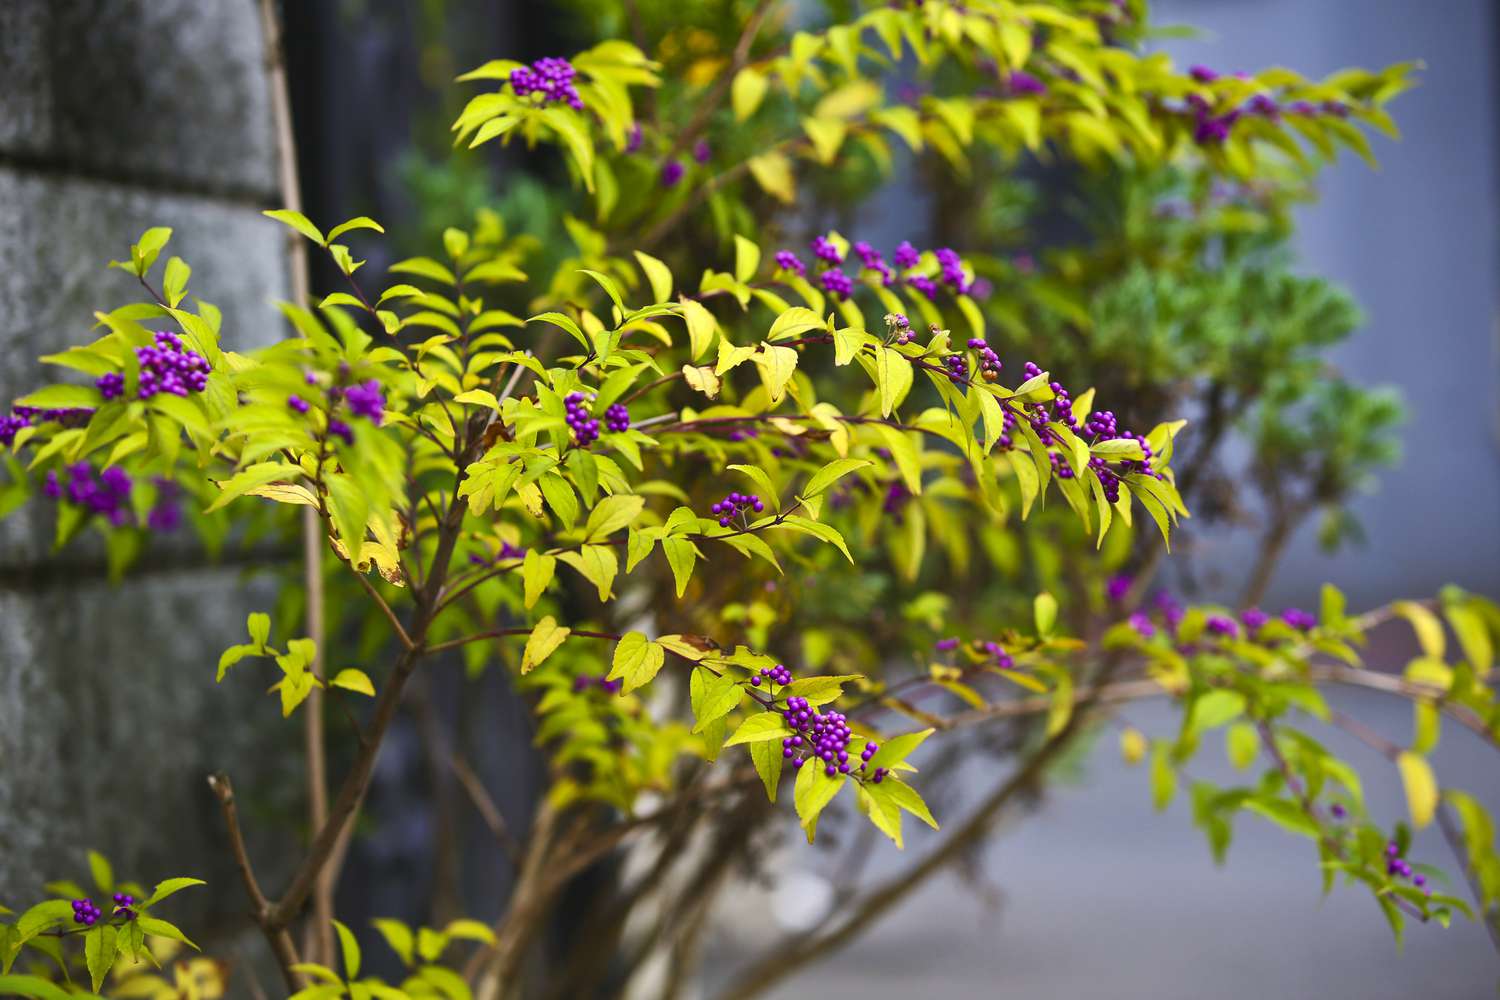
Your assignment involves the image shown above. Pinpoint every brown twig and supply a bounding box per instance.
[208,774,304,991]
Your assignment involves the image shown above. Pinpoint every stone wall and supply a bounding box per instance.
[0,0,297,936]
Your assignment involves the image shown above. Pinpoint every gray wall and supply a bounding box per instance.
[0,0,295,939]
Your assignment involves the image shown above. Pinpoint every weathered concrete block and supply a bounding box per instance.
[0,568,295,918]
[0,167,289,569]
[0,1,53,155]
[0,0,278,198]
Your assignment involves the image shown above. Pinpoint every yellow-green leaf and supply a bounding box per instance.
[521,616,570,673]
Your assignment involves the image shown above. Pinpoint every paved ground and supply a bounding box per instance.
[702,691,1500,999]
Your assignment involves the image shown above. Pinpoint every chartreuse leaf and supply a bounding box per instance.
[609,632,666,694]
[1046,672,1073,737]
[84,925,116,992]
[1225,723,1259,770]
[263,209,325,245]
[522,549,557,609]
[331,669,375,696]
[1150,740,1176,810]
[733,235,761,283]
[372,919,415,966]
[727,464,780,511]
[334,919,361,980]
[0,975,72,1000]
[726,712,792,746]
[1393,601,1445,659]
[880,777,938,830]
[690,667,743,733]
[558,544,618,600]
[521,616,570,673]
[753,344,798,404]
[87,851,113,893]
[585,494,644,540]
[634,250,673,304]
[800,458,870,500]
[750,738,784,801]
[661,536,697,596]
[1033,592,1058,638]
[732,66,769,120]
[138,915,196,949]
[875,346,913,416]
[680,298,718,360]
[1120,727,1147,765]
[1397,752,1438,828]
[143,877,206,907]
[794,761,844,841]
[767,306,823,342]
[865,728,933,771]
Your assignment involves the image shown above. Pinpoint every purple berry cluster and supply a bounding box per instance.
[934,636,1013,670]
[820,269,853,299]
[1182,66,1360,147]
[709,491,763,527]
[136,331,210,399]
[146,477,183,533]
[661,160,685,188]
[966,336,1002,380]
[470,540,525,566]
[750,663,793,688]
[72,898,103,926]
[811,236,844,265]
[111,893,137,919]
[1,405,96,447]
[882,480,912,517]
[772,236,976,303]
[604,403,630,433]
[1125,594,1319,643]
[942,353,969,384]
[773,250,806,278]
[573,674,622,694]
[96,372,126,400]
[509,57,584,109]
[779,696,873,779]
[1205,615,1240,639]
[1004,362,1158,504]
[565,391,601,446]
[45,463,134,526]
[344,379,385,425]
[981,640,1014,669]
[1385,841,1429,894]
[1004,70,1047,97]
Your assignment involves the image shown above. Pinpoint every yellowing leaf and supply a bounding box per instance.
[680,297,718,360]
[802,117,848,164]
[634,250,674,304]
[1397,751,1438,828]
[609,631,666,693]
[682,363,721,398]
[748,151,796,204]
[585,494,645,540]
[330,669,375,696]
[521,616,570,673]
[522,549,557,609]
[753,343,799,403]
[874,346,913,416]
[733,234,762,283]
[732,67,770,120]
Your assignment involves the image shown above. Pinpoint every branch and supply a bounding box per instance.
[354,570,416,649]
[658,0,781,166]
[208,774,304,992]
